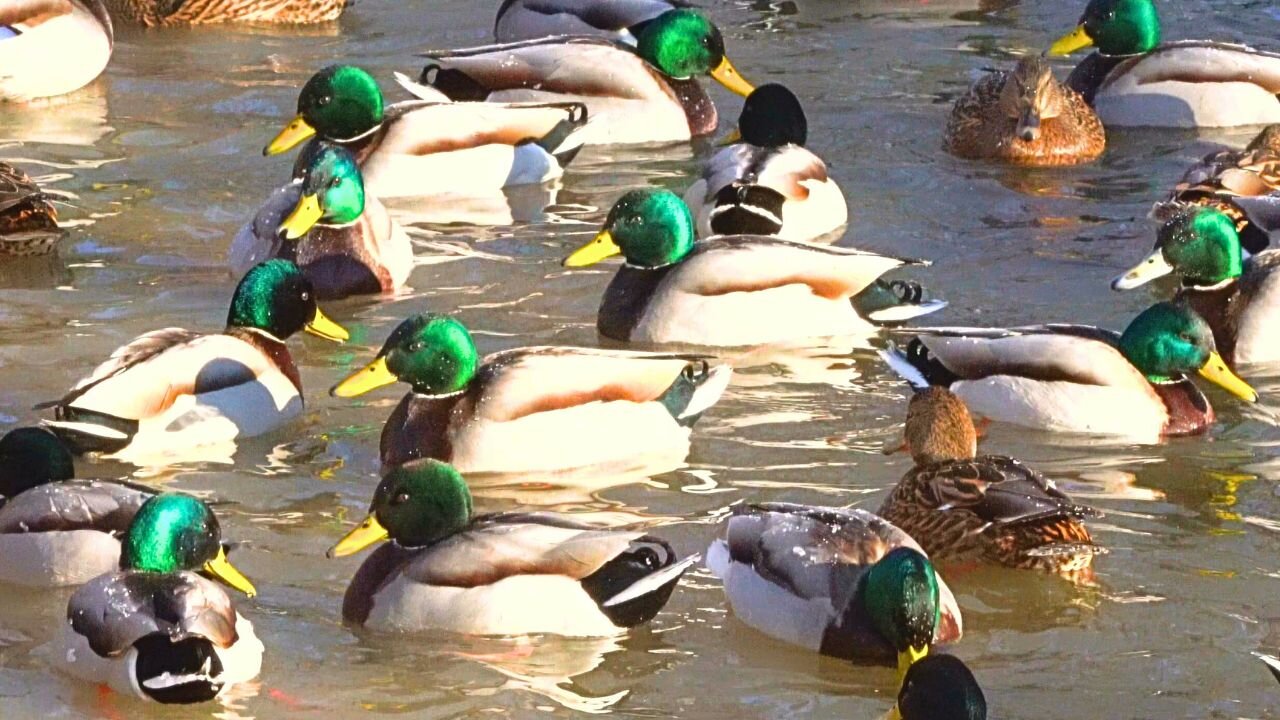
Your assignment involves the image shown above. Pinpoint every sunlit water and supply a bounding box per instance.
[3,0,1280,718]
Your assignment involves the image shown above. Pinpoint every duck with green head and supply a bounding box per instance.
[1048,0,1280,127]
[706,503,963,673]
[683,83,849,241]
[233,144,412,300]
[263,64,592,197]
[562,188,945,346]
[59,492,263,704]
[888,654,988,720]
[328,459,698,635]
[1113,206,1280,367]
[417,9,755,144]
[44,258,348,466]
[329,312,730,475]
[880,300,1258,443]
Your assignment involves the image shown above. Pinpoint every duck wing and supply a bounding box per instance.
[1104,41,1280,96]
[0,480,154,534]
[0,162,46,216]
[905,456,1100,528]
[376,98,587,155]
[0,0,71,26]
[494,0,685,42]
[67,571,238,657]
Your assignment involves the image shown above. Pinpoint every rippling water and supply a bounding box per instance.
[3,0,1280,718]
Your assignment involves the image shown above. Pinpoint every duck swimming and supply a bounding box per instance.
[0,0,112,102]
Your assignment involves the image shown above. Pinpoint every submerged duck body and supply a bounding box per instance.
[0,0,112,102]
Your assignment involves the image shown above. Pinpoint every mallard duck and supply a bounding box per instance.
[59,493,260,704]
[264,65,592,198]
[1113,207,1280,367]
[0,0,112,102]
[705,503,963,675]
[42,259,349,464]
[0,427,157,587]
[880,300,1258,443]
[328,459,697,635]
[330,313,731,474]
[100,0,343,25]
[944,56,1104,166]
[231,145,412,300]
[561,188,945,346]
[494,0,685,44]
[878,388,1102,580]
[683,83,847,240]
[415,9,755,145]
[1048,0,1280,128]
[890,654,987,720]
[1152,125,1280,255]
[0,161,62,255]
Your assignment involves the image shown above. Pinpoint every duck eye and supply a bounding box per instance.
[391,491,410,505]
[317,94,332,106]
[300,291,311,302]
[330,178,342,190]
[407,341,425,353]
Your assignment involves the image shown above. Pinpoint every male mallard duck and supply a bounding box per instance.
[328,459,697,635]
[705,503,962,675]
[0,161,62,255]
[683,83,848,240]
[1048,0,1280,128]
[59,493,261,704]
[330,313,731,474]
[878,388,1102,580]
[0,0,111,102]
[880,301,1258,443]
[562,189,945,346]
[100,0,343,25]
[944,56,1104,166]
[231,145,412,300]
[1153,125,1280,255]
[890,654,987,720]
[1113,207,1280,367]
[0,427,157,587]
[494,0,685,43]
[264,65,591,198]
[416,9,755,145]
[42,259,348,464]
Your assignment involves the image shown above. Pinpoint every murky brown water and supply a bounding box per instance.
[4,0,1280,717]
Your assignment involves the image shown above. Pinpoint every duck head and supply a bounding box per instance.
[888,654,988,720]
[327,459,474,557]
[723,83,808,148]
[563,188,696,269]
[903,388,978,466]
[121,493,256,597]
[278,145,366,240]
[636,9,754,96]
[1112,208,1243,291]
[1118,301,1256,401]
[854,546,942,681]
[330,313,479,398]
[999,57,1068,143]
[227,259,349,343]
[265,64,385,155]
[1049,0,1160,57]
[0,427,74,500]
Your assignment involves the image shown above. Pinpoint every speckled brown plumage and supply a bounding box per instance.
[944,56,1105,167]
[0,162,61,256]
[100,0,345,25]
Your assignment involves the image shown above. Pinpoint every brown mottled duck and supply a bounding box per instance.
[0,162,61,256]
[100,0,346,25]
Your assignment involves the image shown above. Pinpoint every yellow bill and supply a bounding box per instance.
[204,547,257,597]
[264,115,317,156]
[306,307,349,343]
[1198,352,1258,402]
[718,127,743,147]
[709,56,755,97]
[1111,249,1174,290]
[330,356,398,398]
[896,644,929,682]
[563,229,622,267]
[1049,24,1094,56]
[280,193,323,240]
[327,514,389,558]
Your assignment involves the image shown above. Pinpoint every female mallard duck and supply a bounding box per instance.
[683,83,848,241]
[878,388,1102,580]
[328,459,697,636]
[0,161,62,255]
[890,654,987,720]
[1153,125,1280,255]
[59,493,261,704]
[1112,207,1280,367]
[231,145,412,300]
[100,0,343,25]
[880,301,1258,443]
[43,259,349,464]
[562,189,945,346]
[264,65,592,198]
[943,56,1104,166]
[494,0,684,43]
[0,427,157,587]
[330,313,731,474]
[1048,0,1280,128]
[705,503,963,675]
[0,0,111,102]
[415,9,755,145]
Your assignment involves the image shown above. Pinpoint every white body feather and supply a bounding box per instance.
[951,376,1166,443]
[705,539,830,650]
[1233,267,1280,365]
[0,1,111,102]
[0,530,120,587]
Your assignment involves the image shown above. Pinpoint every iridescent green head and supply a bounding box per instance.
[1049,0,1161,57]
[894,655,988,720]
[0,427,74,499]
[861,547,941,679]
[1118,302,1256,402]
[1113,208,1242,290]
[636,10,754,95]
[120,494,257,596]
[279,146,366,239]
[328,460,474,557]
[563,189,696,269]
[739,83,807,148]
[265,65,385,156]
[226,259,350,343]
[331,314,479,398]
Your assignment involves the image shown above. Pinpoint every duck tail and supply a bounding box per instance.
[42,407,135,455]
[852,279,948,325]
[535,103,591,167]
[659,362,732,428]
[130,633,225,704]
[392,71,450,103]
[708,183,786,236]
